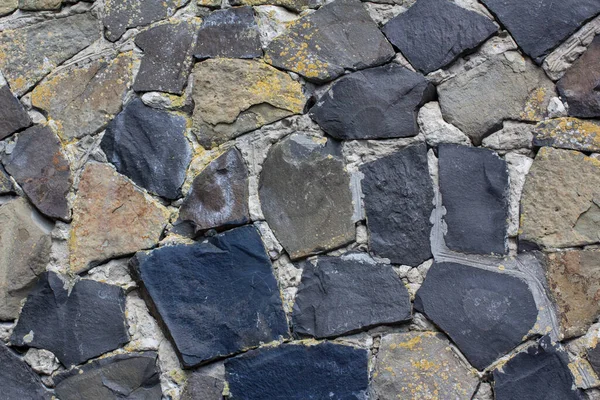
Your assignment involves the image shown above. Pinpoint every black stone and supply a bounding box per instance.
[101,98,191,200]
[292,255,411,338]
[194,7,262,60]
[480,0,600,64]
[54,352,162,400]
[130,225,289,368]
[382,0,497,74]
[360,143,433,266]
[225,342,369,400]
[493,336,583,400]
[414,262,538,370]
[586,344,600,376]
[309,64,435,140]
[438,144,508,255]
[0,343,49,400]
[11,272,129,367]
[0,84,31,140]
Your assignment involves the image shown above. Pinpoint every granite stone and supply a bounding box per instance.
[0,84,31,140]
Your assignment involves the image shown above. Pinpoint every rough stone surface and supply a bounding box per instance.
[520,147,600,249]
[195,7,262,60]
[254,5,299,47]
[23,348,59,375]
[131,226,288,368]
[0,198,51,321]
[360,143,433,265]
[372,332,479,400]
[534,118,600,152]
[11,272,128,366]
[134,21,198,95]
[0,343,49,400]
[32,52,134,142]
[225,342,369,399]
[101,98,191,200]
[480,0,600,64]
[438,144,509,255]
[292,255,411,338]
[264,0,395,83]
[493,337,583,400]
[181,372,225,400]
[418,102,471,147]
[18,0,61,10]
[3,125,71,220]
[191,58,305,148]
[179,147,249,232]
[438,51,555,144]
[0,84,30,140]
[0,165,14,194]
[234,0,319,13]
[309,64,434,140]
[587,344,600,377]
[0,13,100,96]
[414,262,538,370]
[69,163,169,274]
[382,0,497,74]
[259,134,355,260]
[0,0,17,15]
[506,152,533,237]
[481,121,534,151]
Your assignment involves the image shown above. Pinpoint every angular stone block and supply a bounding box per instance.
[0,343,49,400]
[0,84,30,140]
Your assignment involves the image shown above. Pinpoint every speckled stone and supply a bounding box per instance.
[533,118,600,152]
[0,84,30,140]
[0,343,49,399]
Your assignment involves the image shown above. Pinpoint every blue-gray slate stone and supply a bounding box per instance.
[0,343,50,400]
[0,84,30,140]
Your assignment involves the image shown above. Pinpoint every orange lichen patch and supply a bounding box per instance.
[534,117,600,152]
[520,86,550,121]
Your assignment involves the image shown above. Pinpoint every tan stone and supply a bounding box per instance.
[18,0,61,10]
[69,163,169,274]
[534,117,600,152]
[0,0,17,16]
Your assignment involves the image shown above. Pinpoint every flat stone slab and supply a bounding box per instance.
[0,343,49,400]
[101,98,191,200]
[414,262,538,370]
[0,84,30,140]
[292,255,411,338]
[54,352,161,400]
[372,332,479,400]
[179,147,250,232]
[225,342,369,399]
[520,147,600,249]
[438,144,509,255]
[131,225,288,368]
[194,7,262,60]
[382,0,497,74]
[309,64,434,140]
[264,0,394,83]
[480,0,600,64]
[360,143,433,265]
[259,134,355,260]
[3,125,72,220]
[11,272,129,367]
[533,117,600,152]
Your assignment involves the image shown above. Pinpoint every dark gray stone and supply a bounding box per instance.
[493,336,583,400]
[292,255,411,338]
[259,134,355,260]
[382,0,497,74]
[134,21,198,95]
[181,372,225,400]
[0,165,14,194]
[179,147,250,232]
[586,344,600,376]
[11,272,129,367]
[414,262,538,370]
[0,84,30,140]
[225,342,369,400]
[360,144,433,265]
[309,64,434,140]
[438,144,508,255]
[480,0,600,64]
[194,7,262,60]
[2,125,72,220]
[264,0,395,83]
[130,225,288,368]
[101,98,191,200]
[54,352,162,400]
[0,343,49,400]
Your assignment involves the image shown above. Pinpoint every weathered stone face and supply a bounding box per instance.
[264,0,394,83]
[18,0,61,10]
[587,344,600,376]
[520,147,600,249]
[0,166,14,194]
[3,125,72,220]
[259,134,355,260]
[0,84,30,140]
[0,198,51,321]
[131,226,288,368]
[11,272,129,367]
[233,0,319,13]
[31,52,134,142]
[225,343,369,399]
[309,64,434,140]
[533,118,600,152]
[372,332,479,400]
[179,147,250,232]
[191,58,306,148]
[0,0,17,16]
[181,372,225,400]
[0,343,50,399]
[382,0,497,74]
[69,163,169,274]
[0,13,100,96]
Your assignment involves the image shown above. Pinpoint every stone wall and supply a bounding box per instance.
[0,0,600,399]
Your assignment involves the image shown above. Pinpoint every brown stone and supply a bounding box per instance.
[533,117,600,152]
[69,163,169,274]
